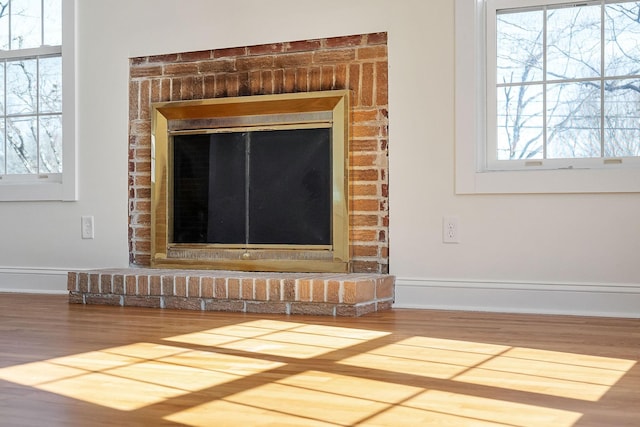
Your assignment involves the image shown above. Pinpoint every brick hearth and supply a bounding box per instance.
[68,269,394,317]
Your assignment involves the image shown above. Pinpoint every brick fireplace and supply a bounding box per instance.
[68,32,392,316]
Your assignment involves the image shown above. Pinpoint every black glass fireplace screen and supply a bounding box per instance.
[172,127,332,246]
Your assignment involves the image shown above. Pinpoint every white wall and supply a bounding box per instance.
[1,0,638,316]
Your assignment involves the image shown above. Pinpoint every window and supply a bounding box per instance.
[455,0,640,193]
[0,0,75,201]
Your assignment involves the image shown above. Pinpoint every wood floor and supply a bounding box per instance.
[0,293,638,427]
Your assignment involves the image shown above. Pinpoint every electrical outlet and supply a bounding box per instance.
[443,216,459,243]
[81,216,94,239]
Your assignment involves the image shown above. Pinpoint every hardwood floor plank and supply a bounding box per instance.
[0,293,638,426]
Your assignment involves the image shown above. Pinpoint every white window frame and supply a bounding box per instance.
[0,0,76,201]
[455,0,640,193]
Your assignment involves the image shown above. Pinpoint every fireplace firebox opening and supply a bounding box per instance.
[151,90,350,272]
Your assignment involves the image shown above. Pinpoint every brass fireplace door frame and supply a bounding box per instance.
[150,90,350,273]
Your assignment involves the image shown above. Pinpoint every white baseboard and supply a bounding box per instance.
[0,267,69,294]
[394,277,640,318]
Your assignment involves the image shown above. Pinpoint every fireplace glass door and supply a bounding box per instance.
[172,127,332,247]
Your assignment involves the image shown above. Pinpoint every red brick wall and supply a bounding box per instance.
[128,33,389,273]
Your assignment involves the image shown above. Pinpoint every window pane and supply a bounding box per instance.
[497,10,544,84]
[0,3,9,50]
[604,79,640,157]
[43,0,62,46]
[39,115,62,173]
[497,84,544,159]
[547,82,601,158]
[605,1,640,76]
[39,56,62,113]
[7,59,37,115]
[547,4,601,80]
[6,116,37,174]
[11,0,42,49]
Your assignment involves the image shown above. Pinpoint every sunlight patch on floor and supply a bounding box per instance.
[38,370,186,411]
[337,336,636,401]
[165,319,391,359]
[166,370,420,426]
[363,389,583,427]
[0,341,284,411]
[337,336,507,379]
[165,398,337,427]
[454,346,636,401]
